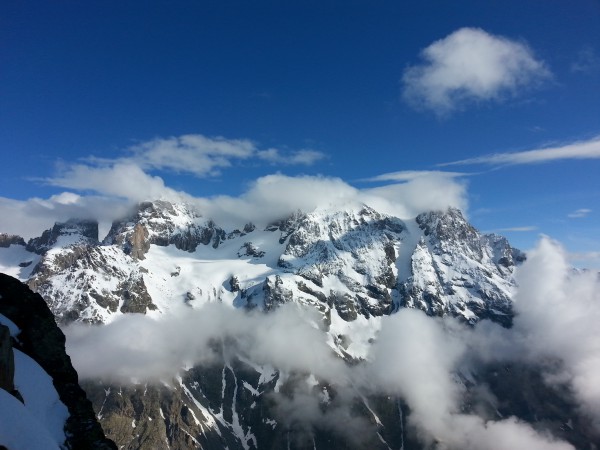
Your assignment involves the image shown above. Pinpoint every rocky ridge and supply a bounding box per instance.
[0,273,116,449]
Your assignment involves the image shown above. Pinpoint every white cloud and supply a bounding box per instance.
[440,136,600,167]
[192,172,468,229]
[366,309,464,434]
[85,134,326,178]
[0,193,132,240]
[571,46,600,74]
[64,301,575,448]
[3,170,468,240]
[62,237,600,447]
[257,148,326,165]
[402,27,550,115]
[359,173,468,219]
[128,134,256,176]
[490,226,538,232]
[47,163,190,203]
[64,302,346,383]
[568,208,592,218]
[361,169,466,182]
[511,237,600,428]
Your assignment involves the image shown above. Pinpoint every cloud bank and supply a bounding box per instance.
[402,27,550,115]
[1,166,468,239]
[511,237,600,429]
[62,238,599,448]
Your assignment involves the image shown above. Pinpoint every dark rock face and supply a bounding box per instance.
[118,273,157,314]
[81,356,416,450]
[0,273,116,449]
[0,233,26,248]
[465,362,599,449]
[0,325,15,393]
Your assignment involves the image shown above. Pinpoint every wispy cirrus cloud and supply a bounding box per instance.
[568,208,592,219]
[439,136,600,167]
[257,148,326,166]
[361,170,467,183]
[490,226,538,232]
[571,46,600,75]
[402,27,551,115]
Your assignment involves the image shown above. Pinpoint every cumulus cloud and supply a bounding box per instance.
[511,237,600,428]
[402,27,550,115]
[0,132,466,239]
[126,134,256,176]
[0,193,132,240]
[2,169,468,240]
[365,309,464,435]
[360,172,468,219]
[190,172,468,229]
[364,309,575,449]
[64,285,583,448]
[440,135,600,166]
[65,303,345,383]
[47,163,191,203]
[85,134,326,177]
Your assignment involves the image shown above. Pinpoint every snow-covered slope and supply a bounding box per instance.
[0,200,522,332]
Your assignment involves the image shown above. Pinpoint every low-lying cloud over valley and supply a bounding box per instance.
[64,238,600,449]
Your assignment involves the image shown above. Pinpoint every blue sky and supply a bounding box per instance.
[1,1,599,266]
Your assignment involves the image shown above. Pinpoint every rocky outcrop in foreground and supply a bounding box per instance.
[0,273,116,449]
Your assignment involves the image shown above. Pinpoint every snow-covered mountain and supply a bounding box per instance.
[10,201,597,450]
[0,201,542,449]
[1,200,522,331]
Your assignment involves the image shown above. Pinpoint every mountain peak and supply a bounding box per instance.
[25,219,99,255]
[103,200,223,259]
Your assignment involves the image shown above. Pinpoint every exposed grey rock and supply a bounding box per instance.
[263,275,293,311]
[237,242,265,258]
[118,273,157,314]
